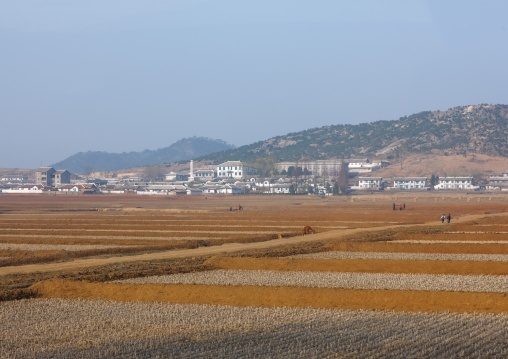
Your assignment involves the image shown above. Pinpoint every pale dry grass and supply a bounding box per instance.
[289,251,508,262]
[0,228,280,234]
[117,269,508,293]
[1,298,506,358]
[0,243,133,252]
[0,234,229,241]
[393,240,508,244]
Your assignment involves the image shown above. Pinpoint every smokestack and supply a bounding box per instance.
[188,160,195,182]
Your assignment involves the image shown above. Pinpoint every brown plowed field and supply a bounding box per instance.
[1,193,507,307]
[2,193,508,357]
[31,279,508,314]
[205,256,508,275]
[324,241,508,254]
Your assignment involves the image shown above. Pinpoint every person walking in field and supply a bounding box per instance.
[441,214,445,223]
[447,213,452,223]
[393,203,396,211]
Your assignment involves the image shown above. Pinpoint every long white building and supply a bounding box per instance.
[217,161,257,179]
[392,177,428,190]
[435,177,477,190]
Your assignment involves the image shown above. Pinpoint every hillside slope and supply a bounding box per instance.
[198,105,508,163]
[52,137,234,174]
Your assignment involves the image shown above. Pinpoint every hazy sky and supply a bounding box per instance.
[1,1,507,169]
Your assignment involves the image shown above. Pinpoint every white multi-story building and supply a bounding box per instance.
[348,159,388,173]
[392,177,428,190]
[270,184,291,194]
[435,177,478,190]
[193,169,216,181]
[355,177,383,190]
[488,172,508,189]
[216,161,257,179]
[277,159,388,176]
[277,160,345,177]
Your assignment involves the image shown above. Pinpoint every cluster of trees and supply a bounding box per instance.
[284,160,350,195]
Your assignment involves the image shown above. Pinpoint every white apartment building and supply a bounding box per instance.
[392,177,428,190]
[277,160,345,177]
[435,177,478,190]
[193,169,216,181]
[270,184,291,194]
[356,177,383,190]
[488,172,508,189]
[348,159,387,173]
[216,161,257,179]
[277,158,387,176]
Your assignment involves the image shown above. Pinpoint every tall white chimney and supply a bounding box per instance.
[189,160,195,182]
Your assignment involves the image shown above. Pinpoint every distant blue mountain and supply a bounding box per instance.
[52,137,234,174]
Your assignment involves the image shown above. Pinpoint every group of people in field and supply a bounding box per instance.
[391,202,451,223]
[229,204,243,211]
[393,203,405,211]
[441,213,452,223]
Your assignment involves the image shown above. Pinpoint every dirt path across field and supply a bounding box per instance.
[1,212,506,276]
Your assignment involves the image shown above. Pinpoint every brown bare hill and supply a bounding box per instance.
[198,104,508,163]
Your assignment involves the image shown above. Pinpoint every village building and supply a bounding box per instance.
[348,159,388,173]
[270,184,291,194]
[57,184,99,194]
[35,167,71,187]
[216,161,257,179]
[165,171,190,182]
[277,160,344,177]
[193,168,216,181]
[137,184,187,195]
[488,172,508,190]
[2,184,47,194]
[353,177,383,190]
[202,184,244,194]
[434,177,478,190]
[277,159,388,177]
[392,177,428,190]
[0,176,28,183]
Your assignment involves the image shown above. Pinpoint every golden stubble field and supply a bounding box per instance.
[0,192,507,358]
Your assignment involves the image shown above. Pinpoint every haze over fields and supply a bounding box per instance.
[1,1,507,169]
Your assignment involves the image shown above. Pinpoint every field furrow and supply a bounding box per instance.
[31,280,508,313]
[2,298,506,358]
[324,241,508,254]
[0,243,135,251]
[289,251,508,262]
[116,269,508,292]
[392,240,508,244]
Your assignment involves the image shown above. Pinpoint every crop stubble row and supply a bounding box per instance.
[2,298,506,358]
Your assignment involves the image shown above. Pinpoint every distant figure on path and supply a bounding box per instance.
[447,214,452,223]
[393,203,396,211]
[239,204,243,211]
[399,204,402,211]
[403,203,405,209]
[441,214,445,223]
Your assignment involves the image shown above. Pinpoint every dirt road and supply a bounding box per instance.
[0,212,505,276]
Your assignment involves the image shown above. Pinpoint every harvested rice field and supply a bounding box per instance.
[1,193,507,357]
[2,298,507,358]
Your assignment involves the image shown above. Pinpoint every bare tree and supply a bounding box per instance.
[84,166,93,181]
[143,165,166,182]
[337,160,349,194]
